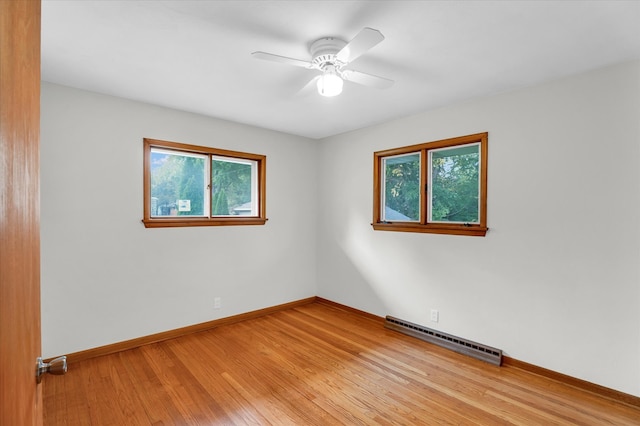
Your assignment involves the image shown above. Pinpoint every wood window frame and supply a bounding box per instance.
[142,138,267,228]
[373,132,488,237]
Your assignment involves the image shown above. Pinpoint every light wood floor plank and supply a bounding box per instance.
[43,302,640,425]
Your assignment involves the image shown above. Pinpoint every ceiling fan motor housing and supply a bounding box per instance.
[310,37,347,70]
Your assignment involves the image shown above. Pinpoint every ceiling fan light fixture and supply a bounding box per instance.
[317,68,343,97]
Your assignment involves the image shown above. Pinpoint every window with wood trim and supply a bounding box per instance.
[373,132,488,236]
[143,138,267,228]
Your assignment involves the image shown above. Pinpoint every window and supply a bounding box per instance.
[373,132,487,236]
[143,138,266,228]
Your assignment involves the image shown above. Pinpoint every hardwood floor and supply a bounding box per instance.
[43,301,640,425]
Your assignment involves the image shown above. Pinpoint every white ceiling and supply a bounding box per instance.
[41,1,640,140]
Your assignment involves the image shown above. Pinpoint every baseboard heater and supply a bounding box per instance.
[385,316,503,366]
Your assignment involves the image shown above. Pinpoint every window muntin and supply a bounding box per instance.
[373,133,487,236]
[143,138,266,228]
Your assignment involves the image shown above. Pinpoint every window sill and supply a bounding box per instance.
[142,218,268,228]
[371,222,488,237]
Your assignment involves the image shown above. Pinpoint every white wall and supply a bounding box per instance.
[40,83,318,358]
[41,60,640,397]
[317,60,640,397]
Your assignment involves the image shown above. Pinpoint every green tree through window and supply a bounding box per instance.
[383,153,420,220]
[430,144,479,223]
[150,151,206,217]
[212,158,254,216]
[178,156,205,216]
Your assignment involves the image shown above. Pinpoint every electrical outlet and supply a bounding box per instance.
[430,309,439,323]
[214,297,221,309]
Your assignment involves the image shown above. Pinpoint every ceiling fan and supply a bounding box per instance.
[252,27,394,97]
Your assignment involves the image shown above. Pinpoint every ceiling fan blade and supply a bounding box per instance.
[251,51,314,69]
[335,27,384,64]
[341,69,394,89]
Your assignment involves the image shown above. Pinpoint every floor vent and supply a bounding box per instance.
[385,316,503,366]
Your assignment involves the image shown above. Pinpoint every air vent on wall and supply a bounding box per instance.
[385,316,503,366]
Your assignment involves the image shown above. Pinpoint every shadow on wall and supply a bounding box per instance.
[321,207,430,317]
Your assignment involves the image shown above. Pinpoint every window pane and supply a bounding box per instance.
[211,156,257,216]
[429,143,480,224]
[382,153,420,221]
[150,149,207,217]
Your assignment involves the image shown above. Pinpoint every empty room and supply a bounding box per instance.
[2,0,640,424]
